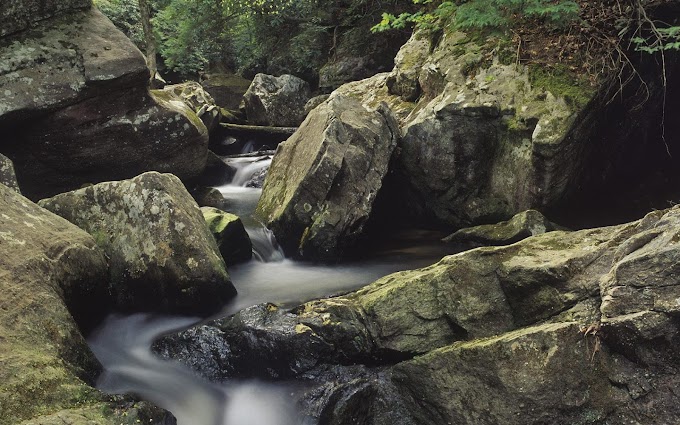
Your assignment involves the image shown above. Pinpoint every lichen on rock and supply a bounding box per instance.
[39,172,236,315]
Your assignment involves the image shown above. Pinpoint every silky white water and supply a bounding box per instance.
[88,153,451,425]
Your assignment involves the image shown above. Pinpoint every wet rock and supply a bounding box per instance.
[255,94,399,260]
[0,9,209,200]
[0,153,20,193]
[442,209,566,247]
[192,151,235,187]
[160,207,680,424]
[0,183,109,423]
[244,166,268,188]
[201,207,252,265]
[39,172,235,315]
[243,74,311,127]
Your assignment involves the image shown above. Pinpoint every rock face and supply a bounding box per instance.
[443,209,566,247]
[39,172,235,315]
[392,30,598,227]
[0,183,109,423]
[201,207,252,265]
[243,73,311,127]
[255,94,399,260]
[0,8,209,200]
[0,153,20,193]
[158,206,680,424]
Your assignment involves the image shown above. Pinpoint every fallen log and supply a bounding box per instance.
[219,123,298,137]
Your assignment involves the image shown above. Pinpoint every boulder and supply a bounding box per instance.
[0,153,20,193]
[0,8,209,200]
[192,186,229,210]
[200,73,252,110]
[192,151,235,187]
[0,183,109,423]
[243,74,311,127]
[393,31,600,227]
[255,94,399,260]
[442,209,566,247]
[158,206,680,424]
[201,207,252,265]
[155,81,222,133]
[386,31,433,102]
[304,94,331,115]
[39,172,236,315]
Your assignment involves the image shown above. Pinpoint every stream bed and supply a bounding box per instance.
[88,152,453,425]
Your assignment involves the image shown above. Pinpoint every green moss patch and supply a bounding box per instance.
[528,64,594,108]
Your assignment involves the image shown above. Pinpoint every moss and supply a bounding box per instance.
[528,64,594,109]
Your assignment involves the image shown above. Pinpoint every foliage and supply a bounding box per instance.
[371,0,580,33]
[93,0,144,47]
[631,25,680,53]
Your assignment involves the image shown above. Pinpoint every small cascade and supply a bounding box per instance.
[229,158,272,187]
[89,314,296,425]
[248,223,285,262]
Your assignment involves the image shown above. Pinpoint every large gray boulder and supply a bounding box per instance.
[0,8,209,200]
[39,172,236,314]
[255,94,399,260]
[243,73,311,127]
[158,206,680,424]
[0,183,109,423]
[394,30,594,227]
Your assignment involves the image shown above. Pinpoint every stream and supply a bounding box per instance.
[88,152,452,425]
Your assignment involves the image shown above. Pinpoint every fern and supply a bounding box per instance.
[371,0,580,33]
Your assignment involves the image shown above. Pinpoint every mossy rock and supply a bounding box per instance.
[201,207,252,265]
[0,184,109,424]
[443,209,567,247]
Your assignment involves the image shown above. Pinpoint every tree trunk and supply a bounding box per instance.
[138,0,157,81]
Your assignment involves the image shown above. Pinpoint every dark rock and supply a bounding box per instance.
[159,206,680,424]
[243,74,311,127]
[200,73,251,110]
[192,151,235,187]
[245,166,268,188]
[0,9,209,201]
[0,153,20,193]
[442,209,566,247]
[191,186,228,210]
[0,0,90,37]
[255,94,399,260]
[201,207,252,265]
[39,172,235,315]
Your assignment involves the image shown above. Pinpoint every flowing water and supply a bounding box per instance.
[88,152,453,425]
